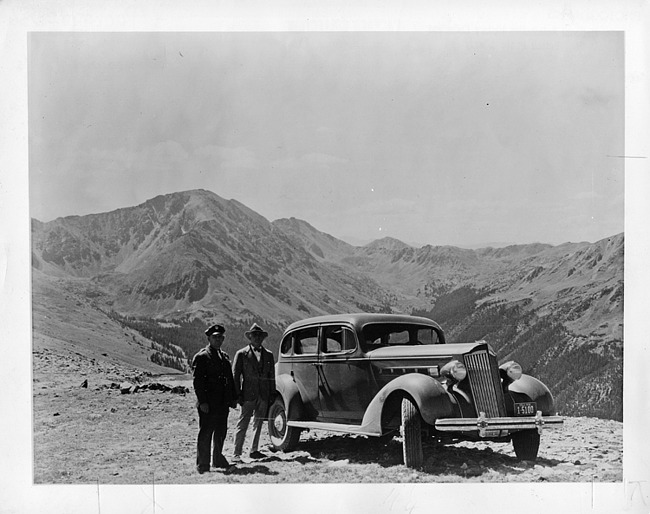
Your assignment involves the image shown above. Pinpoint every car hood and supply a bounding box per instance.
[366,341,490,361]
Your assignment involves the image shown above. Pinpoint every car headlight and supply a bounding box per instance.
[500,361,523,382]
[441,360,467,382]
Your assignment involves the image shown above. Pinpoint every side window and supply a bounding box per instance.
[280,334,293,355]
[294,327,318,355]
[322,326,356,353]
[322,326,342,353]
[341,328,357,351]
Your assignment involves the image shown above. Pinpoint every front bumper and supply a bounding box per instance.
[434,410,563,437]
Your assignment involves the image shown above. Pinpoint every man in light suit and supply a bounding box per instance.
[232,323,276,461]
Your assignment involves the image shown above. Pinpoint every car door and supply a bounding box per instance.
[317,324,373,423]
[289,326,320,419]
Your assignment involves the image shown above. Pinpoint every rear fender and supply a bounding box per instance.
[362,374,455,433]
[275,373,304,421]
[508,374,555,415]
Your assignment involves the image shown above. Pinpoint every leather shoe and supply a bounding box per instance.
[197,467,209,474]
[249,451,266,460]
[212,455,231,469]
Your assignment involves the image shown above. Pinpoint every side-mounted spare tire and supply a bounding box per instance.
[268,397,302,451]
[401,397,423,469]
[511,429,540,461]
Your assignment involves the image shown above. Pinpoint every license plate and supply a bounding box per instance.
[514,401,537,416]
[483,429,503,437]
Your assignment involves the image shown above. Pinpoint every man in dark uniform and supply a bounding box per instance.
[232,322,276,461]
[191,324,237,473]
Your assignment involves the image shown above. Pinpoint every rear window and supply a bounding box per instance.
[361,323,440,351]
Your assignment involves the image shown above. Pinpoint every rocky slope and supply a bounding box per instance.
[32,190,390,322]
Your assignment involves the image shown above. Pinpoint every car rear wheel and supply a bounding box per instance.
[401,397,423,469]
[268,397,301,451]
[511,429,540,461]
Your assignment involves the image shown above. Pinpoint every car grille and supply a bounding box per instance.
[463,350,506,417]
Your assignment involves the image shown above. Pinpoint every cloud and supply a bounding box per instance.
[359,197,419,217]
[196,145,260,170]
[270,152,349,171]
[133,141,191,171]
[571,191,600,201]
[577,87,616,107]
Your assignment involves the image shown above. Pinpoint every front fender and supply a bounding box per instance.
[508,374,556,415]
[275,373,304,421]
[361,374,455,433]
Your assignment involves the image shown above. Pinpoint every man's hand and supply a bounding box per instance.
[199,403,210,413]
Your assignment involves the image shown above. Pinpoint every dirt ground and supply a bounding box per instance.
[32,345,623,485]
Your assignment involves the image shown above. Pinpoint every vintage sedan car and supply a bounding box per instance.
[267,313,563,468]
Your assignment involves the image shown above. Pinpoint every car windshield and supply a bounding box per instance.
[361,323,441,351]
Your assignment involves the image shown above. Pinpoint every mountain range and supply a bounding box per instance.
[31,189,623,420]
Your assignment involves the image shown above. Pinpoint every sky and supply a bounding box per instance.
[29,31,624,247]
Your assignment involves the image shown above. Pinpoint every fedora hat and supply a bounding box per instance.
[245,323,268,339]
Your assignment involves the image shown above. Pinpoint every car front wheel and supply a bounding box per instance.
[401,397,423,469]
[511,429,540,461]
[268,397,302,451]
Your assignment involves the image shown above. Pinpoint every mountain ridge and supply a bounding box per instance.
[31,189,624,420]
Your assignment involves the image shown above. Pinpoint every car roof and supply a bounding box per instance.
[283,312,443,333]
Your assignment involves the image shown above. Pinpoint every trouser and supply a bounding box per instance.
[233,398,268,456]
[196,407,229,470]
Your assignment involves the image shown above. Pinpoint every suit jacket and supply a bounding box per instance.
[233,344,276,403]
[191,345,236,410]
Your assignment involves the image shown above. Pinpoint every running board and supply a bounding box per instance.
[288,420,380,437]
